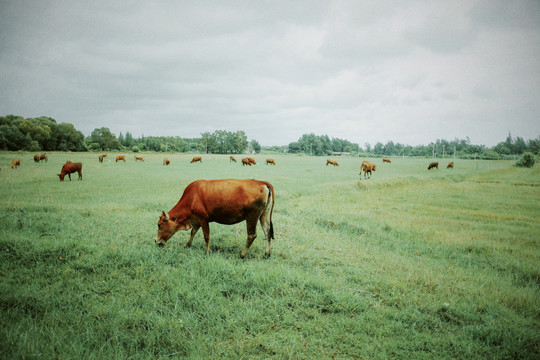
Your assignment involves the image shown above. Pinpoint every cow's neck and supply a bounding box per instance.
[168,202,191,226]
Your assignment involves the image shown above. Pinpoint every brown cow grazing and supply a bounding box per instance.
[247,157,256,165]
[428,162,439,170]
[39,154,47,162]
[99,154,107,163]
[135,155,144,162]
[360,161,376,179]
[230,156,237,163]
[163,158,170,166]
[241,158,252,166]
[11,159,20,169]
[33,154,40,163]
[58,162,82,181]
[190,156,202,163]
[156,179,275,258]
[447,162,454,169]
[383,158,391,163]
[326,159,339,166]
[266,158,276,165]
[116,155,126,162]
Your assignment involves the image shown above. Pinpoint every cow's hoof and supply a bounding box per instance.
[263,253,271,259]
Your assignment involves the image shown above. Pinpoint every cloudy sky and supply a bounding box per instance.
[1,1,539,147]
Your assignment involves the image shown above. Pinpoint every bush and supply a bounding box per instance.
[515,152,536,168]
[131,146,139,153]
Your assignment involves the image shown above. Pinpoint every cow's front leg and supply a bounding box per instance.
[68,173,72,181]
[186,223,200,248]
[200,221,210,254]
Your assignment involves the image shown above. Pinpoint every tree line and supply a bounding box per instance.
[287,132,540,159]
[1,115,539,159]
[0,115,85,151]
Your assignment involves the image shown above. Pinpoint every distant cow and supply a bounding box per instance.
[163,158,170,166]
[34,153,47,163]
[428,162,439,170]
[156,179,275,258]
[266,158,276,165]
[135,155,144,162]
[116,155,126,162]
[242,158,252,166]
[230,156,237,163]
[360,161,376,179]
[58,162,82,181]
[326,159,339,167]
[383,158,391,163]
[11,159,20,169]
[447,162,454,169]
[190,156,202,163]
[247,157,256,165]
[99,154,107,163]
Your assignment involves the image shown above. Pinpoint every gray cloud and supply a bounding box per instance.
[1,0,539,146]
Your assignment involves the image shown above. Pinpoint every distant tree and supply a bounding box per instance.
[250,140,261,153]
[373,142,384,155]
[516,152,536,168]
[86,127,121,151]
[56,122,85,151]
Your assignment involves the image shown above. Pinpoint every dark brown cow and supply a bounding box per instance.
[447,162,454,169]
[241,158,252,166]
[247,157,256,165]
[135,155,144,162]
[383,158,391,163]
[11,159,20,169]
[58,162,82,181]
[156,179,275,258]
[326,159,339,166]
[99,154,107,163]
[116,155,126,162]
[360,161,376,179]
[190,156,202,163]
[33,154,40,163]
[266,158,276,165]
[230,156,237,163]
[163,158,170,166]
[428,162,439,170]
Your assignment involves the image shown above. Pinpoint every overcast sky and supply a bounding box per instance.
[1,1,539,147]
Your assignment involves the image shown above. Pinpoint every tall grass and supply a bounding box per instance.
[1,152,539,359]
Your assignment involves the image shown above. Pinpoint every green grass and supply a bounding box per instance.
[1,152,539,359]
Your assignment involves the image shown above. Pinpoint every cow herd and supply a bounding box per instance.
[4,154,455,181]
[4,153,456,258]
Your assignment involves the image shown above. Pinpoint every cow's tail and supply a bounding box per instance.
[265,182,275,240]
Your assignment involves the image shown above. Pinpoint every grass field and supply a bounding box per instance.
[1,152,539,359]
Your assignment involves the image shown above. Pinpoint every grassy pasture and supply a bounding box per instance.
[1,152,539,359]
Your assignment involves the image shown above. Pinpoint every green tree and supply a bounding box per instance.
[516,152,536,168]
[250,139,261,153]
[57,123,85,151]
[87,127,121,151]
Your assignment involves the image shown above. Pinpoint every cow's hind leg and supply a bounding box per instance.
[240,218,258,259]
[259,208,273,259]
[78,171,82,180]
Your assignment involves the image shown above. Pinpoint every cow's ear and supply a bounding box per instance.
[161,211,169,221]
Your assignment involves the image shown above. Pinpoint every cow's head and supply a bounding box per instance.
[57,173,65,181]
[156,211,191,246]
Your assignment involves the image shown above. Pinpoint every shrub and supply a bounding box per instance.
[515,152,536,168]
[131,146,139,153]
